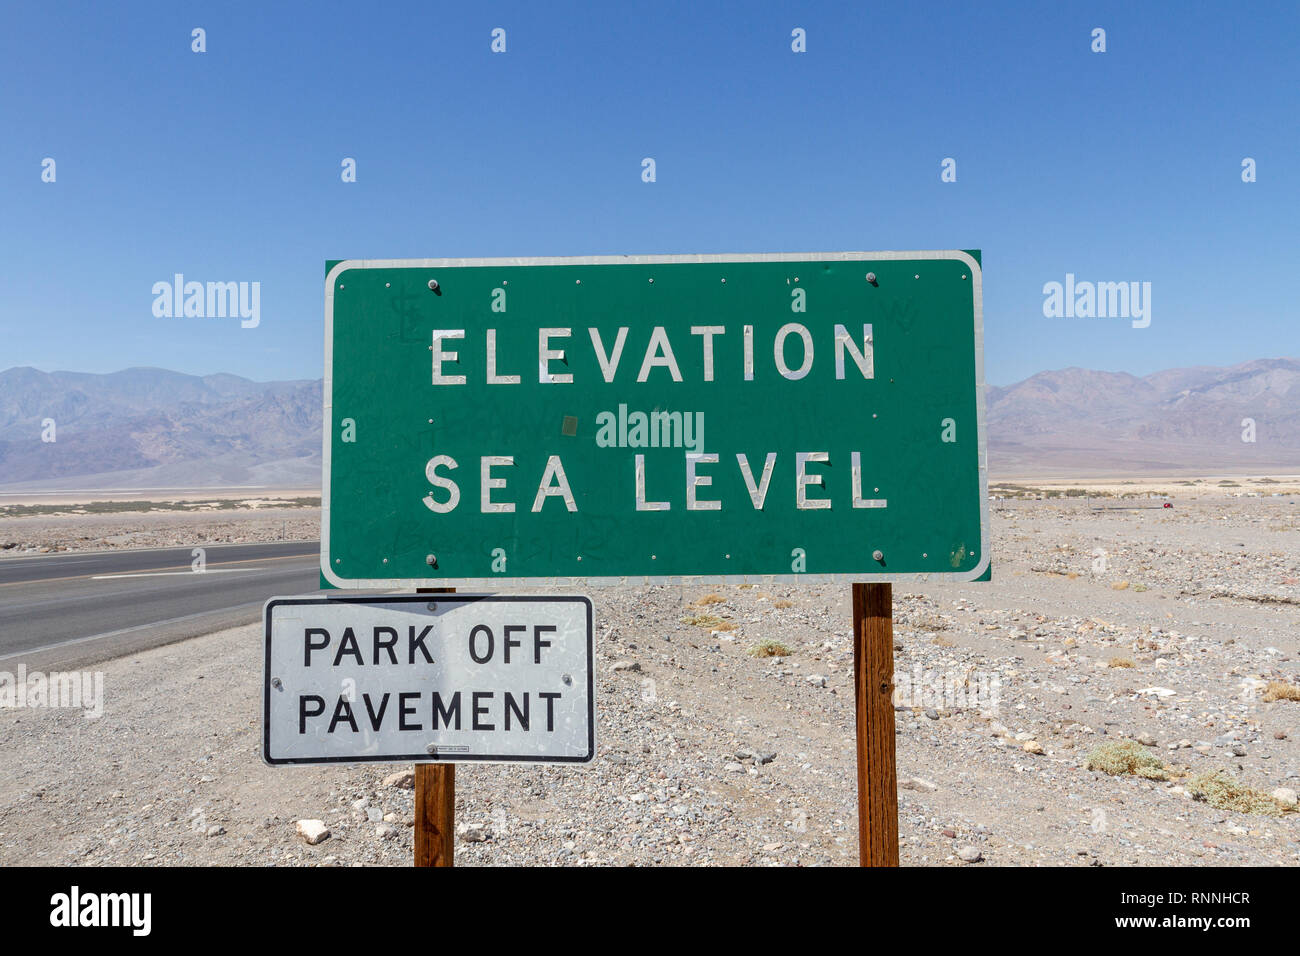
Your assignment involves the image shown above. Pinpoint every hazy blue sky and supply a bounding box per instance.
[2,0,1296,385]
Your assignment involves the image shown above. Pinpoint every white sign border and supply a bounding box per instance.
[262,593,596,766]
[321,251,989,588]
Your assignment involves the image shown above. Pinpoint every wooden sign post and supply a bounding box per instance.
[414,763,455,867]
[415,586,456,868]
[853,582,899,866]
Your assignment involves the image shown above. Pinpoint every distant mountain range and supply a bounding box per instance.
[987,358,1300,475]
[0,367,321,490]
[0,359,1297,490]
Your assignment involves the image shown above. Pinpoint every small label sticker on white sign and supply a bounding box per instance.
[263,595,594,765]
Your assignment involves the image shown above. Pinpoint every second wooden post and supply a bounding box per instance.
[852,582,899,867]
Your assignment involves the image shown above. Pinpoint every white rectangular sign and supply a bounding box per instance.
[263,595,594,765]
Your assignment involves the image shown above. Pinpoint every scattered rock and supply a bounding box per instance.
[296,820,330,845]
[457,823,491,843]
[958,846,983,863]
[1136,687,1176,698]
[1271,788,1298,809]
[382,770,415,789]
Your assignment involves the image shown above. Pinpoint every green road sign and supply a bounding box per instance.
[322,252,988,588]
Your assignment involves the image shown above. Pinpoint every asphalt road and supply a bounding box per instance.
[0,541,322,668]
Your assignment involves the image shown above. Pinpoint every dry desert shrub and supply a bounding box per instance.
[1185,771,1282,816]
[681,613,724,628]
[1085,741,1167,780]
[910,613,950,631]
[1262,681,1300,703]
[1108,657,1136,668]
[748,639,791,658]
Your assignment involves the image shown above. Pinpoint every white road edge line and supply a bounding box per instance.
[91,568,266,580]
[0,541,320,564]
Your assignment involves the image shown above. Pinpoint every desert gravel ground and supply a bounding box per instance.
[0,505,318,553]
[0,496,1297,866]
